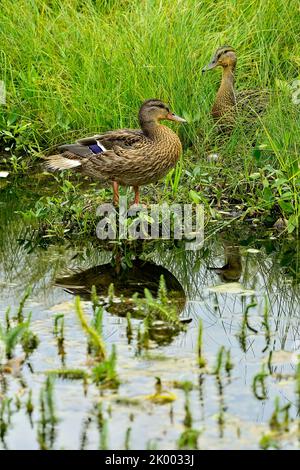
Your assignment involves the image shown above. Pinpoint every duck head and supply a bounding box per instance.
[138,99,186,126]
[202,46,237,73]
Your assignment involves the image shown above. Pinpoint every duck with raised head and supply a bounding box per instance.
[202,46,269,132]
[44,99,186,205]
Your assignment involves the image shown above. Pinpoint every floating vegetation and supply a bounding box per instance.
[252,365,269,401]
[145,378,177,405]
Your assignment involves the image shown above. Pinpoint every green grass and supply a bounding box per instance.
[0,0,300,229]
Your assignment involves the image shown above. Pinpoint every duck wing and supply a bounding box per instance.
[236,89,270,116]
[44,130,147,177]
[77,129,146,150]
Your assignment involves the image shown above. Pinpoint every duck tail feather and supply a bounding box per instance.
[44,155,82,171]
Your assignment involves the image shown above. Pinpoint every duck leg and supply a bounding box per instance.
[133,186,140,205]
[113,181,119,206]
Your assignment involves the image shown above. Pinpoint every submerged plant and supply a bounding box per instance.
[95,403,109,450]
[177,389,200,450]
[53,314,65,363]
[37,377,57,450]
[237,301,258,352]
[252,365,269,400]
[21,313,39,357]
[75,295,119,389]
[262,296,271,352]
[0,291,39,361]
[92,345,119,389]
[124,427,131,451]
[259,397,293,449]
[26,389,34,427]
[126,313,133,344]
[0,397,13,447]
[15,287,31,323]
[213,346,225,376]
[0,321,27,360]
[225,349,234,376]
[46,369,88,382]
[133,275,184,330]
[197,319,206,368]
[296,359,300,418]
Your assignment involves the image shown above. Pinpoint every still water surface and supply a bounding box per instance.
[0,181,299,449]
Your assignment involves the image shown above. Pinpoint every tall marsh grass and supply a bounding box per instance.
[0,0,300,222]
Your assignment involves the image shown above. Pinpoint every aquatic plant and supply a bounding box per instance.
[252,365,269,400]
[133,275,184,328]
[37,377,57,450]
[0,397,13,447]
[75,296,106,361]
[197,319,207,368]
[92,344,119,389]
[177,389,200,449]
[74,295,119,389]
[0,297,39,361]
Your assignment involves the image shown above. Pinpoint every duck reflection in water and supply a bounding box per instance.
[55,258,187,346]
[208,244,242,282]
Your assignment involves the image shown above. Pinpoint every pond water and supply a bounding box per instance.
[0,179,299,450]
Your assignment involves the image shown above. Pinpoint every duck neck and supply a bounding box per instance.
[217,65,236,106]
[140,119,160,139]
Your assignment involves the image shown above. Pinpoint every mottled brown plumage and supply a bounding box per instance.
[44,99,186,204]
[202,46,269,132]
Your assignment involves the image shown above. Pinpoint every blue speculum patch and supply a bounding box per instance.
[89,144,103,154]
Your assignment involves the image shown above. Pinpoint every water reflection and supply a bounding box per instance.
[55,259,185,301]
[208,244,242,282]
[55,259,187,346]
[0,181,300,449]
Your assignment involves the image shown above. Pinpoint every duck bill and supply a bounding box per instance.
[202,59,217,73]
[167,113,186,123]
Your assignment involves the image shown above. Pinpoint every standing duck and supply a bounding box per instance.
[202,46,269,132]
[44,99,186,205]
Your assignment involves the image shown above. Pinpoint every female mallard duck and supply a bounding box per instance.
[45,99,186,205]
[202,46,269,132]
